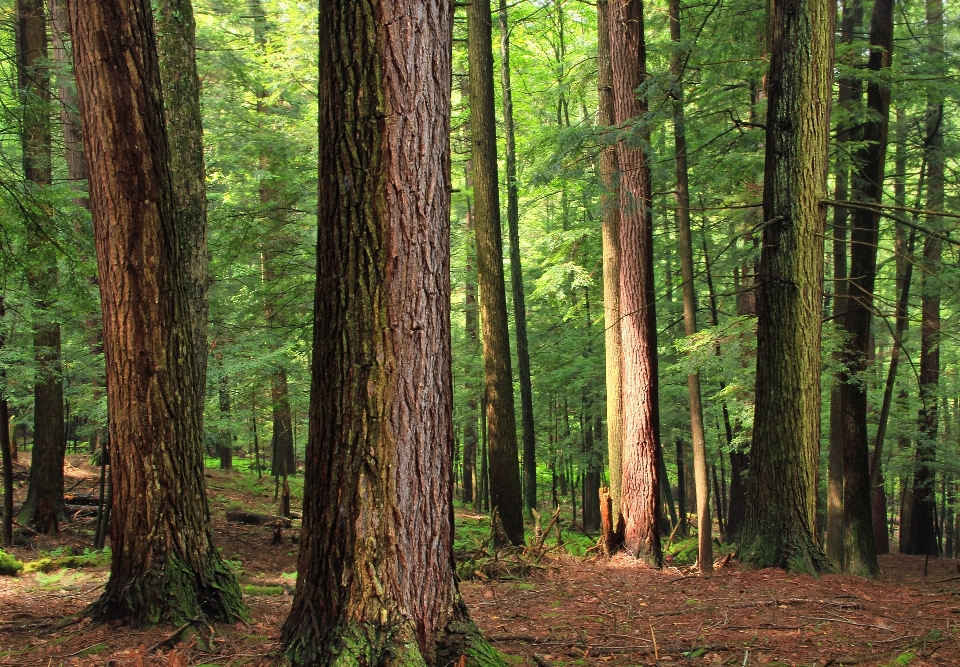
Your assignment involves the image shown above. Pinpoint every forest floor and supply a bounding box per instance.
[1,455,959,667]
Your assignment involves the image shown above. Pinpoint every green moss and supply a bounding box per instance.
[0,549,24,576]
[242,584,283,596]
[23,547,111,574]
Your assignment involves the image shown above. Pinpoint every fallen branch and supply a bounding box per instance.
[225,511,292,528]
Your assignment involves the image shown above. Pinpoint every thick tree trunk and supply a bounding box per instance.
[903,0,944,557]
[468,0,524,546]
[597,0,624,531]
[826,0,862,568]
[836,0,893,578]
[18,0,67,534]
[67,0,244,625]
[669,0,711,574]
[608,0,662,567]
[280,3,501,663]
[155,0,209,418]
[739,0,833,574]
[498,0,536,515]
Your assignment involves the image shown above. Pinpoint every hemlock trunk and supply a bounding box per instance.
[67,0,244,625]
[280,2,502,664]
[739,0,833,574]
[608,0,662,566]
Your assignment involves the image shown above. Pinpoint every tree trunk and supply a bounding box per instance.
[669,0,711,573]
[468,0,524,546]
[0,298,12,546]
[67,0,244,625]
[836,0,893,578]
[218,369,233,470]
[597,0,624,534]
[903,0,944,557]
[18,0,67,534]
[463,171,478,504]
[825,0,862,568]
[280,4,501,662]
[155,0,209,415]
[609,0,662,567]
[498,0,536,515]
[739,0,833,574]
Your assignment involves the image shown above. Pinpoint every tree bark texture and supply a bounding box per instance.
[280,3,502,664]
[903,0,944,557]
[836,0,892,578]
[739,0,833,574]
[498,0,537,515]
[0,298,12,546]
[669,0,711,574]
[67,0,244,625]
[597,0,624,529]
[825,0,862,569]
[48,0,87,190]
[468,0,524,546]
[608,0,662,566]
[18,0,67,533]
[155,0,210,418]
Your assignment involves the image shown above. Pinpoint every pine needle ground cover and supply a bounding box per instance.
[0,456,958,666]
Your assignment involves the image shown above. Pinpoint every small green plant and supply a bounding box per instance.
[242,584,283,596]
[882,651,915,667]
[0,549,24,576]
[22,547,110,574]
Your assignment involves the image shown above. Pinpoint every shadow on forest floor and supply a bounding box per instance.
[1,455,958,666]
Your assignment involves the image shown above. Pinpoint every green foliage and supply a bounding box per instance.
[21,547,110,574]
[0,549,24,576]
[241,584,283,596]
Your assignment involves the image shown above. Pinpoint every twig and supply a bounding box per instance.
[650,625,659,663]
[794,614,895,632]
[148,620,195,652]
[532,656,554,667]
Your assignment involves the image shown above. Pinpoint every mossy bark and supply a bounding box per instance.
[282,2,496,665]
[739,0,833,574]
[67,0,245,625]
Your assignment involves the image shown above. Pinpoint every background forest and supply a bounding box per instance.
[0,0,958,565]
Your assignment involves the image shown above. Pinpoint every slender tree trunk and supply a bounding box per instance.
[597,0,624,538]
[739,0,834,573]
[498,0,536,515]
[281,2,502,662]
[903,0,944,557]
[669,0,711,573]
[218,369,233,471]
[870,113,917,556]
[18,0,66,533]
[675,439,687,536]
[609,0,662,567]
[468,0,524,546]
[836,0,893,578]
[0,298,12,547]
[826,0,863,568]
[68,0,244,624]
[155,0,209,415]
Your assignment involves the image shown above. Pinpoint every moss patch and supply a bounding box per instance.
[0,549,23,576]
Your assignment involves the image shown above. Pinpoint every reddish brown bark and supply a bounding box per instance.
[608,0,662,566]
[67,0,243,624]
[280,2,497,664]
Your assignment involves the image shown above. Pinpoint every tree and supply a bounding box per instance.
[597,0,624,535]
[836,0,893,578]
[280,2,502,663]
[669,0,712,574]
[738,0,833,573]
[155,0,210,415]
[67,0,244,625]
[902,0,944,557]
[468,0,524,545]
[608,0,662,566]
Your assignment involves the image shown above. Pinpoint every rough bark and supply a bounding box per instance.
[739,0,833,574]
[18,0,67,533]
[0,298,12,546]
[669,0,711,574]
[280,3,503,664]
[608,0,662,567]
[597,0,624,529]
[155,0,209,417]
[903,0,944,557]
[498,0,536,515]
[836,0,893,578]
[67,0,244,625]
[468,0,524,546]
[826,0,862,568]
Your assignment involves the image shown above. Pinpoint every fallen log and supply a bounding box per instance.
[225,511,292,528]
[63,494,100,506]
